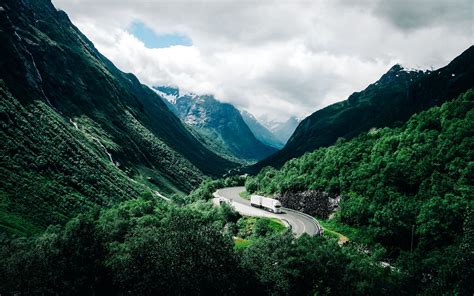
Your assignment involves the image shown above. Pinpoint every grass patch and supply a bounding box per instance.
[319,218,374,245]
[267,218,286,233]
[239,190,250,200]
[235,216,287,246]
[321,227,342,240]
[233,217,285,250]
[234,237,253,250]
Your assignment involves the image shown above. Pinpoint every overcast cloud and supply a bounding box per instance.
[52,0,473,121]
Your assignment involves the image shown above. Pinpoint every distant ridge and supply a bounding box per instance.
[250,46,474,172]
[154,86,277,162]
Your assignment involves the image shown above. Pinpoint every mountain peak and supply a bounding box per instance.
[388,64,404,72]
[251,45,474,171]
[152,87,277,161]
[240,110,284,149]
[153,86,180,103]
[376,63,427,85]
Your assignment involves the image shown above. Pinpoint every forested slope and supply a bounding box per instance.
[0,192,412,295]
[247,90,474,293]
[0,0,235,234]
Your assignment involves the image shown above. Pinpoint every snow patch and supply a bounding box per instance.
[399,65,430,74]
[152,88,178,104]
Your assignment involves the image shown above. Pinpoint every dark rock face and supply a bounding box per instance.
[275,191,335,219]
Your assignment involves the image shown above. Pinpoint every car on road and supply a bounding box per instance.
[250,195,282,213]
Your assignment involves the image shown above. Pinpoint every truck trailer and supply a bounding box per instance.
[250,195,282,213]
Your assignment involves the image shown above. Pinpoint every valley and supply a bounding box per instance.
[0,0,472,295]
[154,86,278,163]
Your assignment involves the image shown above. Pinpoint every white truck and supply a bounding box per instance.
[250,195,282,213]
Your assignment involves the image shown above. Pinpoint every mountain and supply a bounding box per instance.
[154,86,278,162]
[0,0,237,234]
[263,116,301,144]
[240,110,284,149]
[251,46,474,171]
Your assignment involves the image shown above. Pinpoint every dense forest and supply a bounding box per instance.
[1,189,409,295]
[2,168,471,295]
[246,90,474,294]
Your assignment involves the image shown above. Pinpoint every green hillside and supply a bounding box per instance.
[247,90,474,293]
[0,0,236,234]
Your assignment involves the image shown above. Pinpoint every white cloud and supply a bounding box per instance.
[53,0,473,121]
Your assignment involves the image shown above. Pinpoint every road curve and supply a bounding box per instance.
[213,186,322,237]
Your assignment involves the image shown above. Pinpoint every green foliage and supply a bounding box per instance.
[319,217,374,245]
[0,193,407,295]
[188,175,246,202]
[247,90,474,294]
[339,192,375,226]
[0,212,107,295]
[236,217,286,239]
[0,86,142,234]
[104,209,241,295]
[253,218,286,237]
[239,234,403,296]
[19,171,470,296]
[233,237,253,250]
[0,0,239,233]
[0,197,245,295]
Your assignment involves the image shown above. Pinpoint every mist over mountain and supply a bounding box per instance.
[240,110,284,149]
[154,86,277,162]
[262,116,301,144]
[252,46,474,171]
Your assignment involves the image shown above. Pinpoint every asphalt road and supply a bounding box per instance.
[213,186,322,237]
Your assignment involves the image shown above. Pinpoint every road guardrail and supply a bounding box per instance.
[283,207,323,236]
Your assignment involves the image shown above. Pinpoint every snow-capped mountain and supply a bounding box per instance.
[153,86,277,162]
[240,110,284,149]
[261,116,301,144]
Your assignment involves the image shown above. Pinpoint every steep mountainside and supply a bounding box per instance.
[0,0,236,234]
[240,110,284,149]
[154,86,277,162]
[252,46,474,171]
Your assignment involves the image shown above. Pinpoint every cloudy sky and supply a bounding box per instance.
[52,0,472,121]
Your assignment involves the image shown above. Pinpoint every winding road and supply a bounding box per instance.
[213,186,322,237]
